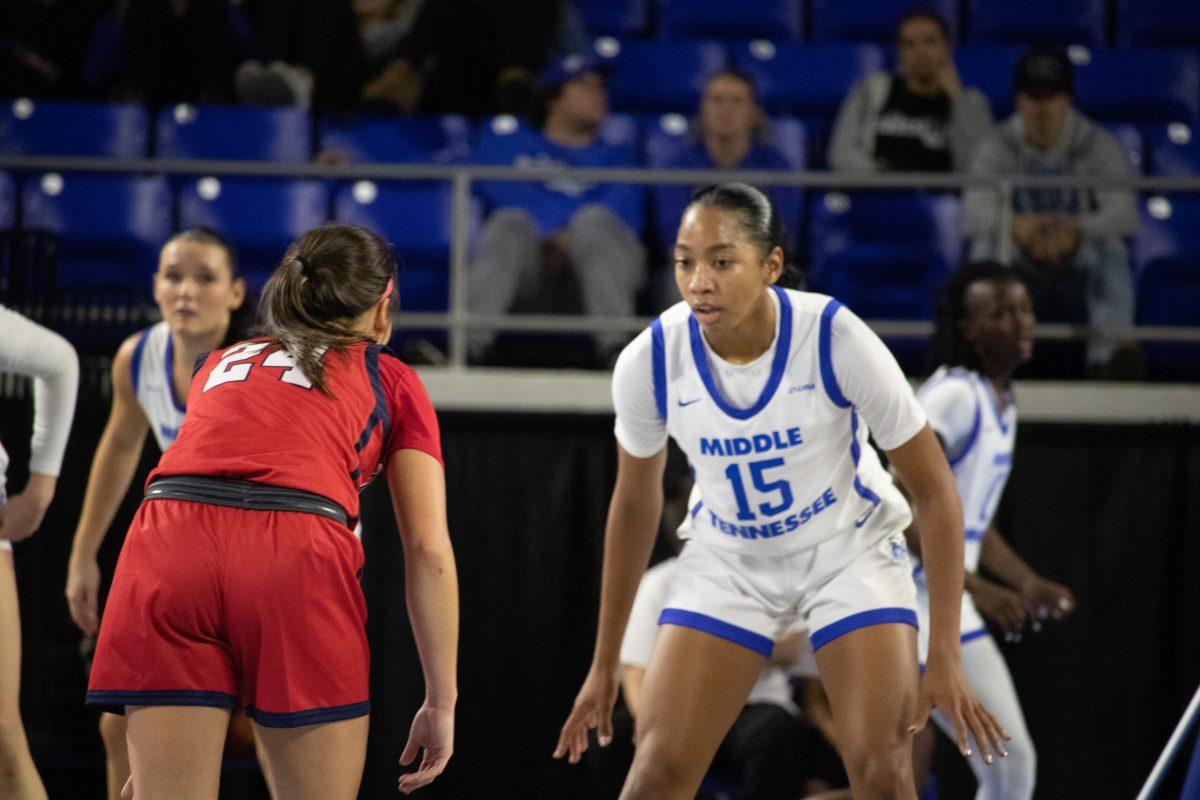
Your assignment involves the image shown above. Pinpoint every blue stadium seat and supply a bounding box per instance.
[810,0,958,44]
[658,0,802,42]
[0,172,12,231]
[0,99,148,158]
[575,0,649,37]
[21,173,171,293]
[1135,195,1200,378]
[733,42,885,117]
[177,177,328,286]
[318,115,470,164]
[954,45,1022,119]
[1149,123,1200,176]
[1104,123,1145,175]
[1074,48,1200,125]
[965,0,1104,46]
[333,181,456,312]
[600,39,727,113]
[1115,0,1200,47]
[155,104,312,162]
[808,191,961,321]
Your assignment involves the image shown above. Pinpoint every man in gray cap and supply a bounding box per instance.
[963,46,1139,377]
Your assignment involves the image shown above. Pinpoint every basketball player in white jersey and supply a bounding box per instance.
[63,228,245,800]
[555,183,1008,799]
[907,261,1075,799]
[0,304,80,799]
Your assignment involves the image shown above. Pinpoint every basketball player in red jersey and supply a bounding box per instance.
[86,224,457,799]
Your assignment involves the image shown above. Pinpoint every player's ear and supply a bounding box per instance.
[371,294,393,345]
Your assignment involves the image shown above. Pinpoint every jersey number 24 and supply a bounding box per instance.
[203,342,315,392]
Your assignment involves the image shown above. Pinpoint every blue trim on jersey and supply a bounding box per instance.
[964,527,986,542]
[690,499,703,518]
[810,607,918,652]
[818,299,851,409]
[961,628,989,645]
[192,352,210,378]
[946,400,982,469]
[687,285,793,421]
[650,318,667,423]
[849,410,882,524]
[163,333,187,413]
[246,700,371,729]
[659,608,773,657]
[130,327,152,396]
[85,689,237,713]
[980,375,1013,434]
[356,346,394,452]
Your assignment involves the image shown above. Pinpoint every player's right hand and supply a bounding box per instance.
[66,556,102,635]
[969,576,1028,639]
[553,664,619,765]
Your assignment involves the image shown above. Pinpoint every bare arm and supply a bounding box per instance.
[979,525,1075,621]
[388,448,458,794]
[555,443,666,763]
[65,337,151,635]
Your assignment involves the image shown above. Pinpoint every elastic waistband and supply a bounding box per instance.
[145,476,349,527]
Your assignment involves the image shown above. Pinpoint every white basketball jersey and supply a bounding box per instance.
[653,287,914,557]
[130,322,187,452]
[918,366,1017,574]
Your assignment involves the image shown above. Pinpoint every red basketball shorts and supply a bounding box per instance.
[86,499,369,728]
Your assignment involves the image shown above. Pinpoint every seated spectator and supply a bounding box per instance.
[469,54,646,360]
[828,9,991,172]
[964,47,1140,376]
[652,71,800,304]
[590,550,850,800]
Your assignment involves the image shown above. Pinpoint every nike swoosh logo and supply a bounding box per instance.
[855,507,876,528]
[677,398,701,407]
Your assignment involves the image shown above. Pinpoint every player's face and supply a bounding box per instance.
[673,205,782,334]
[962,279,1036,371]
[153,240,245,340]
[700,75,758,142]
[898,17,949,82]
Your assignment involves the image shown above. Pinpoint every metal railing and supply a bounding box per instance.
[2,153,1199,369]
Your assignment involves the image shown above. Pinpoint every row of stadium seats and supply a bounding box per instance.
[578,0,1200,48]
[3,99,1200,176]
[0,171,1195,346]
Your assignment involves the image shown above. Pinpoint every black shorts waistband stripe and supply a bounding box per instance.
[145,476,349,527]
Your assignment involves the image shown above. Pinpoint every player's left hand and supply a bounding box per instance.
[910,654,1010,765]
[0,474,55,542]
[1020,576,1075,625]
[398,701,454,794]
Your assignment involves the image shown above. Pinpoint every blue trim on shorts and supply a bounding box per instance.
[246,700,371,728]
[650,317,667,423]
[817,298,850,409]
[960,628,990,644]
[809,607,919,652]
[659,608,773,657]
[130,326,152,396]
[85,689,238,715]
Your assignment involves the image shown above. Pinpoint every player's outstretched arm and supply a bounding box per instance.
[978,525,1075,624]
[554,443,666,765]
[66,336,151,635]
[888,424,1009,765]
[388,448,458,795]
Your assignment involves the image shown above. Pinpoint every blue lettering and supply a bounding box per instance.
[799,506,812,524]
[700,438,725,457]
[732,438,752,455]
[784,515,800,532]
[822,488,837,507]
[768,521,784,537]
[753,434,772,453]
[788,427,804,447]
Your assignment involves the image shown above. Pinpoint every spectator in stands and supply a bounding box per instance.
[964,47,1140,377]
[468,54,646,361]
[652,71,799,304]
[0,0,109,99]
[828,8,992,172]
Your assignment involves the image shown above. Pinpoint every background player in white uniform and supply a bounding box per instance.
[905,262,1075,799]
[0,304,79,800]
[63,228,246,800]
[556,183,1007,800]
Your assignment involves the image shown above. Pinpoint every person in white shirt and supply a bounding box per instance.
[554,183,1008,799]
[905,262,1075,799]
[0,304,79,800]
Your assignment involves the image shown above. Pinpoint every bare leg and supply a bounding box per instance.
[125,706,230,800]
[815,623,921,800]
[0,549,48,800]
[252,715,368,800]
[620,624,765,800]
[99,712,130,800]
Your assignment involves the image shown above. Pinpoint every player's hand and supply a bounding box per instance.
[0,474,56,542]
[120,775,133,799]
[1020,575,1075,624]
[969,576,1029,639]
[398,701,454,794]
[66,555,102,635]
[910,654,1010,765]
[553,663,619,765]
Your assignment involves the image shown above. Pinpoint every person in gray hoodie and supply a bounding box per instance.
[963,47,1138,375]
[828,9,992,173]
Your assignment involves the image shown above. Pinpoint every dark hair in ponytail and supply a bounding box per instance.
[685,182,800,288]
[260,223,396,394]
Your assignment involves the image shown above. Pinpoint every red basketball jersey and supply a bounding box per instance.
[150,339,441,518]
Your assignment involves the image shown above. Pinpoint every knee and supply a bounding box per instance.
[98,712,127,752]
[622,738,696,800]
[988,733,1037,797]
[842,747,913,800]
[568,205,627,247]
[480,207,539,242]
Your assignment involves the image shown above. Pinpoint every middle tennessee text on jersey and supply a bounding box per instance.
[649,286,916,557]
